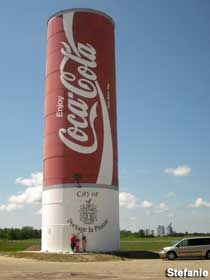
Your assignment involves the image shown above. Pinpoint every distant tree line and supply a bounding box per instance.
[120,230,210,238]
[0,227,41,240]
[1,228,209,240]
[120,230,155,238]
[172,232,210,237]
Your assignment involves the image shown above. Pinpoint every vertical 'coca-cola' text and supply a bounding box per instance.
[59,41,99,154]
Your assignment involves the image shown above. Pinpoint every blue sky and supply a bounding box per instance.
[0,0,210,233]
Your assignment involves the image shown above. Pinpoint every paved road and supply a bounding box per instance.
[0,255,210,280]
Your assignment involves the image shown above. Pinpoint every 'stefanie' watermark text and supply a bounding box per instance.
[166,268,208,278]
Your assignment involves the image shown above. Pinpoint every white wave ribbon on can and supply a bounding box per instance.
[59,12,113,185]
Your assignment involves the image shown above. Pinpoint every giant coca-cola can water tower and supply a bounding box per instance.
[42,9,119,252]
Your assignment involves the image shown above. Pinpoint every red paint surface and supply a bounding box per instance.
[44,11,118,187]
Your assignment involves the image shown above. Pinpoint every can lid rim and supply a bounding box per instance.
[47,8,115,26]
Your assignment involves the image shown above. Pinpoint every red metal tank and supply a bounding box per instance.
[44,9,118,188]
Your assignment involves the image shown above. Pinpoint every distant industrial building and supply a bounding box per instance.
[157,225,165,236]
[166,223,174,235]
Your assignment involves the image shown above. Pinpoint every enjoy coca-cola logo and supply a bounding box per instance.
[59,40,99,154]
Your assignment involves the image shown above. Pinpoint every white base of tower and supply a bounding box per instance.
[41,185,119,252]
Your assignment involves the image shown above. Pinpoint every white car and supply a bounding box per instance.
[159,237,210,260]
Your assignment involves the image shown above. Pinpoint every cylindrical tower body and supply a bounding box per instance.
[42,9,119,252]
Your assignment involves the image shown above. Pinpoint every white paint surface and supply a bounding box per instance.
[42,186,119,252]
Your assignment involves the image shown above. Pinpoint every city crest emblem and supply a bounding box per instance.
[80,199,98,225]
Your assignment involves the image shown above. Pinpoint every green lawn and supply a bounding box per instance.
[0,236,197,253]
[0,239,40,252]
[120,236,181,241]
[120,240,175,252]
[120,236,182,252]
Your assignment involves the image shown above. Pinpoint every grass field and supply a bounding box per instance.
[0,239,40,252]
[120,236,183,252]
[0,237,185,253]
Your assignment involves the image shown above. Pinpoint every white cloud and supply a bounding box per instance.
[119,192,169,214]
[141,200,153,208]
[15,172,43,187]
[164,165,191,177]
[0,172,42,212]
[119,192,139,208]
[190,197,210,208]
[0,203,23,212]
[9,185,42,205]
